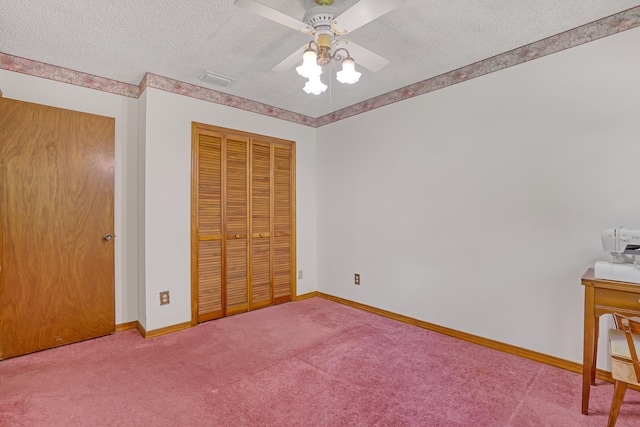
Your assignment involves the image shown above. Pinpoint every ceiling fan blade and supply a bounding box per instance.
[272,45,307,72]
[339,40,389,72]
[333,0,405,33]
[234,0,311,33]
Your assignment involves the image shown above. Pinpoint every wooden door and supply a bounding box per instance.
[0,97,115,359]
[191,123,295,323]
[273,144,294,304]
[224,135,249,315]
[193,131,224,322]
[250,141,272,309]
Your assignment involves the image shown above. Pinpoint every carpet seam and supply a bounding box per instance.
[504,364,544,426]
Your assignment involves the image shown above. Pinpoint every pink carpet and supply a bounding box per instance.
[1,297,639,426]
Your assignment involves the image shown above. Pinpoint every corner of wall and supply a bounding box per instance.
[136,89,148,329]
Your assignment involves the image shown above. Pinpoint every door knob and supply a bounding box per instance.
[103,233,113,241]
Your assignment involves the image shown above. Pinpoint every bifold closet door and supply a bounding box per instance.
[192,123,295,324]
[225,135,250,315]
[195,132,224,322]
[250,141,272,309]
[273,144,293,304]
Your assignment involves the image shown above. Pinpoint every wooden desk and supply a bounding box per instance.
[582,268,640,414]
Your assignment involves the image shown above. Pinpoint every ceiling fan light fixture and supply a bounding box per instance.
[303,75,327,95]
[296,49,322,78]
[336,57,361,84]
[235,0,403,96]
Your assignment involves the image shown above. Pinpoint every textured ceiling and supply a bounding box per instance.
[1,0,639,118]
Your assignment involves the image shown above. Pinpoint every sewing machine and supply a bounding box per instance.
[594,227,640,284]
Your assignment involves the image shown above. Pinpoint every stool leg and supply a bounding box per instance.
[607,380,628,427]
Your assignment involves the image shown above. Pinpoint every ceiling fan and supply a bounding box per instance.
[234,0,405,95]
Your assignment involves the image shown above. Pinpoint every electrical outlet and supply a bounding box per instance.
[355,274,360,285]
[160,291,170,305]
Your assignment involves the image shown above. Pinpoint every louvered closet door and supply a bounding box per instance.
[225,135,250,315]
[192,123,295,324]
[273,144,293,304]
[250,141,272,309]
[196,132,224,322]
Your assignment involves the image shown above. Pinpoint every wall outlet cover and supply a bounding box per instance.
[160,291,170,305]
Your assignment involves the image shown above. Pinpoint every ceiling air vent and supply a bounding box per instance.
[199,70,235,87]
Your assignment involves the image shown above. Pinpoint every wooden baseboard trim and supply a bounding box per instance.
[135,321,192,339]
[315,292,638,390]
[294,291,319,301]
[115,321,138,332]
[136,321,146,337]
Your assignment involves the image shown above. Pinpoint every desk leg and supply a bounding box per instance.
[592,315,599,385]
[582,286,596,415]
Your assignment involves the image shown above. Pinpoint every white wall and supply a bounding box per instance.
[0,69,139,324]
[140,88,317,331]
[316,27,640,368]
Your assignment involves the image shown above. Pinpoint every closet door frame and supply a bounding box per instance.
[191,122,296,326]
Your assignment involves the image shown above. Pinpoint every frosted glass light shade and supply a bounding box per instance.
[336,58,361,84]
[303,75,327,95]
[296,49,322,78]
